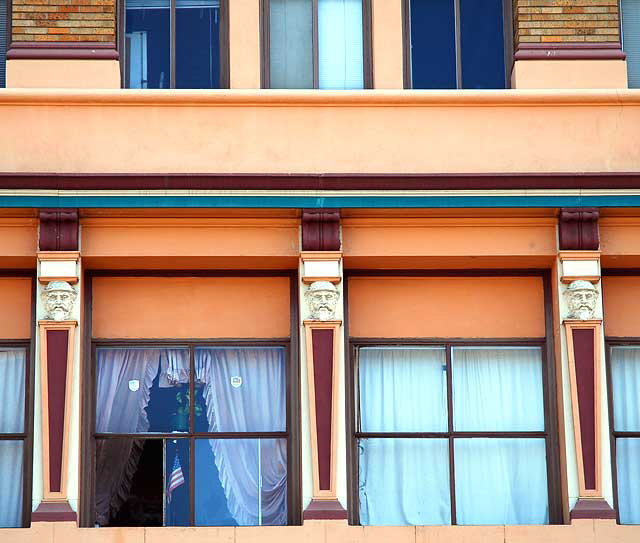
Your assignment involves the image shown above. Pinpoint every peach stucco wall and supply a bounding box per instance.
[81,217,299,269]
[0,277,32,338]
[600,218,640,267]
[0,218,37,267]
[6,60,121,89]
[348,276,545,338]
[342,217,557,268]
[229,0,261,89]
[91,277,290,338]
[372,0,404,89]
[3,519,639,543]
[603,276,640,337]
[0,90,639,174]
[511,60,628,90]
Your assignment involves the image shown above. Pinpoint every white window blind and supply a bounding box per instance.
[0,0,7,87]
[318,0,364,89]
[622,0,640,88]
[269,0,313,88]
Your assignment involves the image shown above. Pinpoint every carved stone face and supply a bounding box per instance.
[566,280,598,320]
[305,281,339,321]
[43,281,77,321]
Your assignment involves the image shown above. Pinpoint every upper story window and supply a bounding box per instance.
[262,0,372,89]
[608,344,640,523]
[404,0,509,89]
[91,344,291,526]
[0,0,7,88]
[122,0,228,88]
[353,343,556,525]
[0,346,29,528]
[621,0,640,88]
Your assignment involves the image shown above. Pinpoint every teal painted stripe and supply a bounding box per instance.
[1,194,640,208]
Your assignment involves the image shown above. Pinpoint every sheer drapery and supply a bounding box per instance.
[0,441,23,527]
[452,347,545,432]
[359,438,450,525]
[0,348,25,527]
[0,349,25,433]
[611,347,640,523]
[318,0,364,89]
[455,438,549,524]
[359,347,447,433]
[95,348,163,524]
[196,347,287,525]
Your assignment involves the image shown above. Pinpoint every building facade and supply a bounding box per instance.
[1,1,640,542]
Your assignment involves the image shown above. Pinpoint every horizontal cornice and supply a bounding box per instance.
[0,89,639,107]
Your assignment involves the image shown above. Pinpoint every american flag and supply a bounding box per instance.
[166,453,185,504]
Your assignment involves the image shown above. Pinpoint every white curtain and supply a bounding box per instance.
[318,0,364,89]
[359,438,450,525]
[0,347,25,527]
[455,438,549,525]
[359,347,447,433]
[0,441,23,528]
[196,347,287,525]
[611,347,640,523]
[452,347,545,432]
[617,438,640,524]
[94,348,163,525]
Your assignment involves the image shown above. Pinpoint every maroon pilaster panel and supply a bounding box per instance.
[572,328,596,491]
[312,328,334,491]
[47,329,69,493]
[302,209,341,251]
[559,208,599,251]
[39,209,79,251]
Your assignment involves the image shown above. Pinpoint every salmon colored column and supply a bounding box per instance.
[372,0,404,89]
[557,209,615,520]
[229,0,261,89]
[32,210,81,522]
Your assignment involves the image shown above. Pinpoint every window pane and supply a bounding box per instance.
[359,347,447,432]
[318,0,364,89]
[125,0,170,88]
[622,0,640,88]
[96,438,190,526]
[96,347,190,434]
[409,0,456,89]
[0,0,6,88]
[0,348,25,433]
[194,347,286,432]
[459,0,506,89]
[270,0,314,88]
[196,438,287,526]
[611,346,640,431]
[176,0,221,89]
[358,438,450,525]
[617,438,640,524]
[0,441,23,527]
[452,347,545,432]
[454,438,549,525]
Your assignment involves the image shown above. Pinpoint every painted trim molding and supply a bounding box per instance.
[7,43,119,60]
[514,43,626,61]
[37,320,76,506]
[303,320,347,520]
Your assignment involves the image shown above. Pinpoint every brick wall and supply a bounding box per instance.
[12,0,115,43]
[513,0,621,46]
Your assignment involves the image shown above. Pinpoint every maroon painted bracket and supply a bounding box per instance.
[302,209,341,251]
[559,208,599,251]
[39,209,79,251]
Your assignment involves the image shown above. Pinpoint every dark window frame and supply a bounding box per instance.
[80,270,301,527]
[117,0,230,89]
[259,0,373,89]
[343,269,563,526]
[401,0,514,90]
[0,270,36,529]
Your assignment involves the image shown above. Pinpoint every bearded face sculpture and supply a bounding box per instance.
[42,281,77,321]
[305,281,339,321]
[565,280,598,320]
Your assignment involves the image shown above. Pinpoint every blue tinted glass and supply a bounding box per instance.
[459,0,506,89]
[176,0,221,89]
[125,1,170,88]
[165,439,191,526]
[409,0,456,89]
